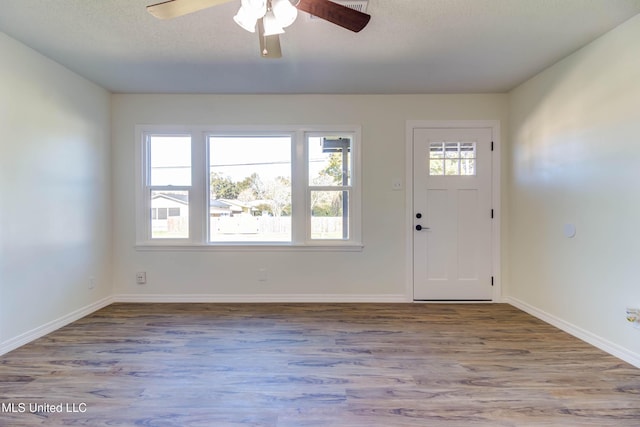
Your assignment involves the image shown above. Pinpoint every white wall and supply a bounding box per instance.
[507,14,640,364]
[112,94,508,301]
[3,10,639,367]
[0,33,112,351]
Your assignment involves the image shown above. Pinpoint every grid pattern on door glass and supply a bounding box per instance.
[429,141,476,176]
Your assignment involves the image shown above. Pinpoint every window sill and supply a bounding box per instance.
[135,243,364,252]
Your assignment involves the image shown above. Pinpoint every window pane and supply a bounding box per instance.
[460,142,476,159]
[151,191,189,239]
[149,136,191,186]
[445,142,459,159]
[309,137,351,186]
[429,159,444,175]
[209,136,292,242]
[430,142,476,176]
[429,142,444,159]
[311,190,349,240]
[461,159,476,176]
[444,159,459,175]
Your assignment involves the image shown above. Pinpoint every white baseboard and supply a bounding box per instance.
[505,296,640,369]
[113,293,409,303]
[0,296,114,356]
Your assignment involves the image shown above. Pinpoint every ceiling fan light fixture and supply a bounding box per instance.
[271,0,297,28]
[147,0,371,59]
[262,10,285,36]
[245,0,267,17]
[234,0,267,32]
[233,7,258,32]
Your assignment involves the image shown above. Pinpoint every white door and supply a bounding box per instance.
[413,128,493,300]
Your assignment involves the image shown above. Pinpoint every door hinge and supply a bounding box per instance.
[491,276,494,287]
[491,141,494,151]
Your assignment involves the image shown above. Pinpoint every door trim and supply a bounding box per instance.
[405,120,501,302]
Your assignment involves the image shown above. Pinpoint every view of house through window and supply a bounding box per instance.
[148,135,191,239]
[138,127,361,246]
[209,136,292,242]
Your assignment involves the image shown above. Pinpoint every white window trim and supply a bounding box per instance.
[135,125,363,251]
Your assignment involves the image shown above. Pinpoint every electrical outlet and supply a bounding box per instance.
[626,308,640,329]
[258,268,268,282]
[136,272,147,285]
[88,276,95,290]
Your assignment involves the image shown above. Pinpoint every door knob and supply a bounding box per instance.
[415,225,429,231]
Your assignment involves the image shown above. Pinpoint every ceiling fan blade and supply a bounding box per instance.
[296,0,370,32]
[258,18,283,59]
[147,0,234,20]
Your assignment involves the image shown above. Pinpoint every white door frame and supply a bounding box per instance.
[405,120,502,302]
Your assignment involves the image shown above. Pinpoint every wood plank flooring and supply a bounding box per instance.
[1,303,639,426]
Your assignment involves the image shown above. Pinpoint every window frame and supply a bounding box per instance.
[429,141,477,176]
[139,132,194,243]
[135,125,362,251]
[305,132,355,242]
[207,131,295,244]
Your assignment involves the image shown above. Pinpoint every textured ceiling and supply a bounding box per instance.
[1,0,639,94]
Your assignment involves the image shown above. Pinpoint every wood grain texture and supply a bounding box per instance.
[1,303,639,426]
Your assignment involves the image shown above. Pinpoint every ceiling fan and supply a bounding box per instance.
[147,0,371,58]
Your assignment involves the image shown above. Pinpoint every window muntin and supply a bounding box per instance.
[137,126,361,248]
[429,141,476,176]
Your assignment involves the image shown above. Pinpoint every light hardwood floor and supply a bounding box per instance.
[1,303,639,426]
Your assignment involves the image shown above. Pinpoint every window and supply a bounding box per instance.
[209,135,292,242]
[308,136,352,240]
[136,126,362,249]
[145,135,191,239]
[429,141,476,176]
